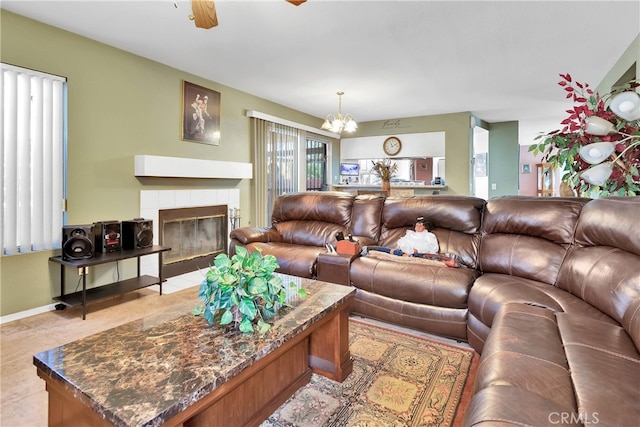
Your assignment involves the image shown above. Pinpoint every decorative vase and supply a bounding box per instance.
[381,180,391,196]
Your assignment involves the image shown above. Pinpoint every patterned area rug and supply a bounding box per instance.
[262,319,474,427]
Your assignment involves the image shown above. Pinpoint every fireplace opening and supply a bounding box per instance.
[159,205,228,278]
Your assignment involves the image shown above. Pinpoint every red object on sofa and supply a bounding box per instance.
[336,240,360,255]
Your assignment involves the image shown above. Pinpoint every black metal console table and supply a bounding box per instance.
[49,245,171,319]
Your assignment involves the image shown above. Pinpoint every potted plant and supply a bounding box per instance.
[530,73,640,197]
[193,246,307,333]
[371,158,398,195]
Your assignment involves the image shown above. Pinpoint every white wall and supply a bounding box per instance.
[340,132,446,159]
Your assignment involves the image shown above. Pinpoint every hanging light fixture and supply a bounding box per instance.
[321,91,358,134]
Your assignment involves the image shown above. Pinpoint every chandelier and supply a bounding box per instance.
[321,91,358,134]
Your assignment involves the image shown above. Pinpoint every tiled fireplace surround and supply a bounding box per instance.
[138,189,240,278]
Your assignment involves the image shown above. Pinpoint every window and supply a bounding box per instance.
[1,63,67,256]
[248,110,337,226]
[306,138,328,191]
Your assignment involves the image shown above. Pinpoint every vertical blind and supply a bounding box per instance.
[1,63,66,256]
[253,118,299,227]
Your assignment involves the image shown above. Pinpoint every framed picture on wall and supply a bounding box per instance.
[521,163,531,174]
[181,81,221,145]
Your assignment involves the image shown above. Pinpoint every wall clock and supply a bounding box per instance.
[383,136,402,156]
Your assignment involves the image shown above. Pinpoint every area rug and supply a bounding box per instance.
[262,319,474,427]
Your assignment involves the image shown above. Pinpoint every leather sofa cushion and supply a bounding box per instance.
[381,196,485,234]
[557,197,640,326]
[350,195,385,245]
[557,245,640,326]
[467,303,640,427]
[557,312,640,425]
[481,196,587,244]
[351,289,468,340]
[574,197,640,256]
[230,227,281,245]
[480,234,567,285]
[350,256,479,309]
[241,242,323,278]
[465,303,579,426]
[271,192,354,246]
[473,304,574,406]
[274,220,347,247]
[271,191,354,225]
[479,197,587,285]
[623,297,640,350]
[467,273,618,352]
[463,386,581,426]
[468,273,617,330]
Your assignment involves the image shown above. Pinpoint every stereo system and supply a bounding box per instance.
[62,225,95,261]
[122,218,154,249]
[93,220,122,253]
[61,218,153,260]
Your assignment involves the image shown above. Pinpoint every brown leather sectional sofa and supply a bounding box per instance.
[229,191,640,426]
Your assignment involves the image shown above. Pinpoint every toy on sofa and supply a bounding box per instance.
[363,217,439,256]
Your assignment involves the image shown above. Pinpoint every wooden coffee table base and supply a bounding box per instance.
[37,288,353,427]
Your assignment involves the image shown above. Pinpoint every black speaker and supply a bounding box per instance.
[93,220,121,253]
[121,218,153,249]
[62,225,94,260]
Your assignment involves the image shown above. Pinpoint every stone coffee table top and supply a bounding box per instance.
[33,275,355,427]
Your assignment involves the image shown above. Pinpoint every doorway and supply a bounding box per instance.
[306,138,328,191]
[473,126,489,199]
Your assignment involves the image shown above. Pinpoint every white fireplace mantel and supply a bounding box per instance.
[134,155,252,179]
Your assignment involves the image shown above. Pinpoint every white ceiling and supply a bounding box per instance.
[3,0,639,143]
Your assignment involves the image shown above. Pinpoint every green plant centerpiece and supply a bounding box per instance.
[193,246,307,333]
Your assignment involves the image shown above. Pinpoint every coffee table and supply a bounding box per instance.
[33,275,355,427]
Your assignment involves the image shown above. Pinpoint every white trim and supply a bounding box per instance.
[246,110,340,139]
[0,272,201,324]
[0,303,58,324]
[134,155,253,179]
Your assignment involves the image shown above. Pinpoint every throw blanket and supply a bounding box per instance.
[367,249,459,267]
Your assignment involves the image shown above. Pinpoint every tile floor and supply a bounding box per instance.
[0,270,204,427]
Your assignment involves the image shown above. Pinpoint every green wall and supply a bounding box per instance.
[0,11,324,316]
[351,113,473,195]
[596,34,639,94]
[487,121,519,197]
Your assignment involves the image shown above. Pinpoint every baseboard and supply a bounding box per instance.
[0,275,198,325]
[0,303,58,325]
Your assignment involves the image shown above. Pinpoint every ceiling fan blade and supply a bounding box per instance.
[191,0,218,29]
[286,0,307,5]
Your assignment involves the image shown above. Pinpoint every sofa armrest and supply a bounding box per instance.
[317,253,359,285]
[229,227,282,245]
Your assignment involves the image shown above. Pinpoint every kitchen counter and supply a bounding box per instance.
[332,183,447,190]
[331,184,447,196]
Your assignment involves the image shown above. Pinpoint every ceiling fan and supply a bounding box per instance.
[189,0,307,29]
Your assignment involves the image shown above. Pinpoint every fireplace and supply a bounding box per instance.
[159,205,228,278]
[138,188,239,279]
